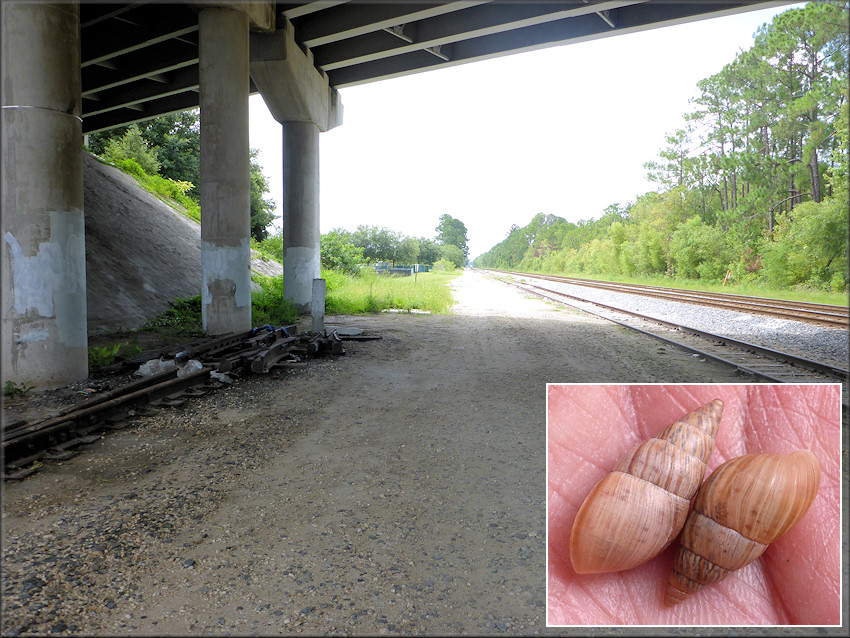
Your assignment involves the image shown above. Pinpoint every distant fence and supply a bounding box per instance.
[373,263,432,276]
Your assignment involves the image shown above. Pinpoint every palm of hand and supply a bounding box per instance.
[546,384,840,625]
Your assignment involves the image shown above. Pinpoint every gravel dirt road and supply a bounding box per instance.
[2,270,752,636]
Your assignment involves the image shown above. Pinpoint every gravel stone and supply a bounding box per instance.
[520,276,849,370]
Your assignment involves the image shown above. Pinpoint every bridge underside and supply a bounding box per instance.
[2,0,786,388]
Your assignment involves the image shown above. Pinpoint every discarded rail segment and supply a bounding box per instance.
[3,326,374,479]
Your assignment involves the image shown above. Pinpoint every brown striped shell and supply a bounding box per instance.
[570,399,723,574]
[665,450,820,605]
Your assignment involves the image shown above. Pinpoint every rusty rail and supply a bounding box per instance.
[4,325,368,479]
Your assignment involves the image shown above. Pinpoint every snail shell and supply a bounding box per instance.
[570,399,723,574]
[665,450,820,605]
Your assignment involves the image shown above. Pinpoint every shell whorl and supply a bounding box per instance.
[570,399,723,574]
[665,450,820,606]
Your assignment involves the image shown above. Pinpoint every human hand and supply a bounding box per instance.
[546,384,841,625]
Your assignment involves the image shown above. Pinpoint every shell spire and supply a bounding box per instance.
[665,450,820,605]
[570,399,723,574]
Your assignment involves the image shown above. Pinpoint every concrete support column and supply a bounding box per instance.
[199,7,252,335]
[250,21,342,314]
[282,121,321,312]
[1,2,87,389]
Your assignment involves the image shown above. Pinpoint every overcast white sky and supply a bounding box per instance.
[248,3,799,260]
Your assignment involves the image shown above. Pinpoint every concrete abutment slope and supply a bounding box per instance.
[82,153,202,335]
[83,151,282,336]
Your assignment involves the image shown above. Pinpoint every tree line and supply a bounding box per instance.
[474,2,848,292]
[259,214,470,273]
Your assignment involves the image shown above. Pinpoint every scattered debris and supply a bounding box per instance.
[3,325,374,479]
[135,357,178,377]
[177,359,204,377]
[381,308,431,315]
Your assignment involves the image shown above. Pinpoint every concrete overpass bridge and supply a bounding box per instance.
[2,0,788,388]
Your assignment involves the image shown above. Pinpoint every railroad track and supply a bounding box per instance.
[500,270,850,328]
[2,325,374,480]
[481,271,847,405]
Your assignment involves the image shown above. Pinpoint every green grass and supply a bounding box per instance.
[4,380,36,397]
[139,276,299,333]
[138,269,460,327]
[497,269,849,307]
[85,269,458,365]
[142,294,204,331]
[88,339,144,369]
[251,274,299,326]
[95,155,201,223]
[324,268,460,315]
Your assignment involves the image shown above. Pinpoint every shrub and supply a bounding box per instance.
[104,124,161,174]
[4,380,35,397]
[439,244,466,269]
[759,197,848,290]
[251,275,299,326]
[432,258,456,272]
[142,295,203,330]
[321,230,364,274]
[670,216,731,282]
[88,343,121,369]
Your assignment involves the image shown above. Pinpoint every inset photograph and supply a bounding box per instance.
[546,383,841,626]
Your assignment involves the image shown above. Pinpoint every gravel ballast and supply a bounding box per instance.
[514,275,849,371]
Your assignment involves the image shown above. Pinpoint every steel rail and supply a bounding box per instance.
[491,274,847,392]
[502,270,849,328]
[3,326,347,479]
[521,272,848,314]
[517,280,847,381]
[3,367,215,472]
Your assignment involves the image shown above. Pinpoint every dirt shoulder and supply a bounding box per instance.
[1,270,748,636]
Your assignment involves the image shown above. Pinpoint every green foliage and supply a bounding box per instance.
[89,110,200,196]
[109,157,202,223]
[349,225,403,264]
[88,343,122,369]
[321,229,364,274]
[251,275,299,326]
[432,258,456,272]
[103,124,161,174]
[323,269,458,315]
[759,196,848,290]
[669,216,732,281]
[140,281,299,335]
[439,243,466,269]
[87,339,144,369]
[91,110,276,237]
[474,2,847,295]
[397,236,421,266]
[257,232,283,261]
[142,295,203,330]
[435,214,469,259]
[417,238,442,265]
[250,148,276,242]
[4,380,35,397]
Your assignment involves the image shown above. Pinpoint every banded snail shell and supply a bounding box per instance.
[570,399,723,574]
[665,450,820,606]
